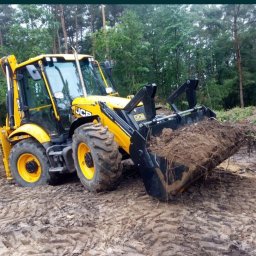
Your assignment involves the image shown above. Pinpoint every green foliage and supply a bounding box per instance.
[8,25,53,62]
[94,10,150,95]
[0,4,255,112]
[216,106,256,123]
[7,5,54,62]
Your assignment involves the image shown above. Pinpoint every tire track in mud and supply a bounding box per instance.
[0,151,256,256]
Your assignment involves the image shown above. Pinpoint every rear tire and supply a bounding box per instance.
[9,138,53,187]
[72,123,122,192]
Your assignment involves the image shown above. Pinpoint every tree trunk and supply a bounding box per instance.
[233,5,244,108]
[57,29,61,53]
[50,5,57,54]
[59,4,68,54]
[90,7,95,57]
[174,28,179,83]
[80,27,83,45]
[52,34,57,54]
[0,29,3,47]
[75,5,78,51]
[101,5,110,59]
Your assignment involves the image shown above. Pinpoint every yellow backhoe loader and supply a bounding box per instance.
[0,53,217,200]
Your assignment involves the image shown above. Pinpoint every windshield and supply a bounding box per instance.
[44,59,109,101]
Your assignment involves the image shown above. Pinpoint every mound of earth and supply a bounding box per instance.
[149,119,246,195]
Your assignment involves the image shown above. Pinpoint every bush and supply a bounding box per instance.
[215,106,256,123]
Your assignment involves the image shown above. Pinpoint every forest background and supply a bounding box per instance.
[0,4,255,113]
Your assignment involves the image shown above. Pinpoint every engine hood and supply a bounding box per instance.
[72,95,131,110]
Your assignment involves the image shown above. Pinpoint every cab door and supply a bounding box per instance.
[17,64,59,136]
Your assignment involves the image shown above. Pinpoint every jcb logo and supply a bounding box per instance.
[134,113,146,122]
[76,108,92,117]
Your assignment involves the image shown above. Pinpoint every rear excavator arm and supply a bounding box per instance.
[0,129,12,179]
[0,55,21,130]
[0,55,19,179]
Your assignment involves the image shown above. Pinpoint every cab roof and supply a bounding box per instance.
[16,54,94,69]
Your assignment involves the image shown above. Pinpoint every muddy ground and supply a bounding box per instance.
[0,147,256,256]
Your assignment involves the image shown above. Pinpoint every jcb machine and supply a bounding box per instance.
[0,53,215,200]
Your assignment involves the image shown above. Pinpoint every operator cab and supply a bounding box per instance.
[16,55,116,139]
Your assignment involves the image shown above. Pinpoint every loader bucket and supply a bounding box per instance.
[101,80,243,200]
[130,106,225,201]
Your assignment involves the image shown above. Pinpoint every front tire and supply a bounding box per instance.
[9,138,52,187]
[72,123,122,192]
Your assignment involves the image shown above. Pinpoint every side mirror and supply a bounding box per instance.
[26,65,41,81]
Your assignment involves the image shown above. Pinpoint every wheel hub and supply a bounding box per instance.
[85,153,94,168]
[25,160,39,173]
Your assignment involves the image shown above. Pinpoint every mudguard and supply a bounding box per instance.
[9,123,50,144]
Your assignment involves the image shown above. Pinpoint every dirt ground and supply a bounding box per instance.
[0,147,256,256]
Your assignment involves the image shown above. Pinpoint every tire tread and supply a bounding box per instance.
[72,123,122,192]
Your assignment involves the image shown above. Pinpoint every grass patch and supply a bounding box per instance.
[215,106,256,123]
